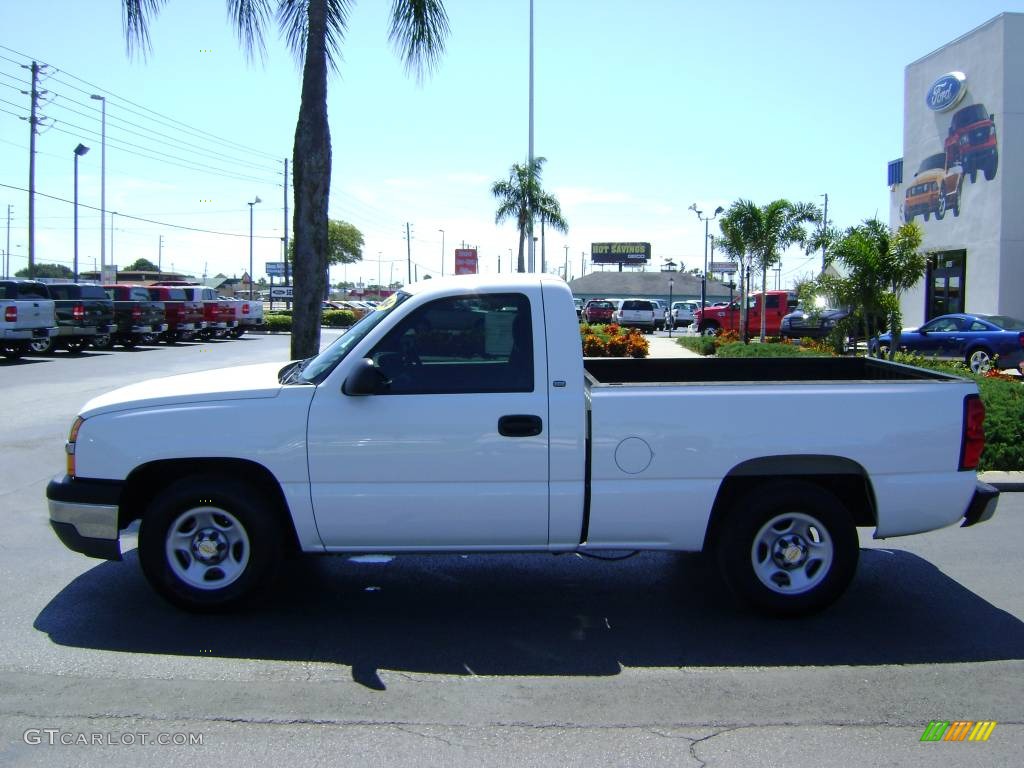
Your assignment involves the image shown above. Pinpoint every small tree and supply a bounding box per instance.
[816,219,926,358]
[125,257,159,272]
[288,218,364,267]
[16,263,72,279]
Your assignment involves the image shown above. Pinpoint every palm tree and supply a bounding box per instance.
[716,208,750,339]
[822,219,926,357]
[491,157,568,272]
[121,0,450,359]
[726,199,819,342]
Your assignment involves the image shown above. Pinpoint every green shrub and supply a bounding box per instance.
[263,314,292,332]
[716,342,832,358]
[323,309,356,327]
[677,336,717,356]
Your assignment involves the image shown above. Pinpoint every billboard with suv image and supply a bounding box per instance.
[945,102,998,184]
[904,153,963,223]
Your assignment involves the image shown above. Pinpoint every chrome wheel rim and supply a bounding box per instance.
[751,512,833,595]
[29,338,51,353]
[969,350,991,374]
[165,507,250,590]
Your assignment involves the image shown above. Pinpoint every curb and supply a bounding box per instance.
[979,472,1024,492]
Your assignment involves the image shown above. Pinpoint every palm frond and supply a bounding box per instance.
[226,0,273,63]
[278,0,351,73]
[122,0,169,58]
[388,0,450,84]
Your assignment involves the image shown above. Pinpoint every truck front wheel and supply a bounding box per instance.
[717,480,858,617]
[139,475,284,612]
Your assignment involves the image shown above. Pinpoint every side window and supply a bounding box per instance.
[765,295,780,309]
[367,293,534,395]
[968,321,989,332]
[929,318,961,332]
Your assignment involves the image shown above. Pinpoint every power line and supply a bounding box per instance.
[0,44,280,162]
[0,181,282,240]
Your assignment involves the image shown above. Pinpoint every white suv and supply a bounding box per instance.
[670,300,700,328]
[612,299,657,333]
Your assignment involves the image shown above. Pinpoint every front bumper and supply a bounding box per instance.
[962,481,999,527]
[46,475,124,560]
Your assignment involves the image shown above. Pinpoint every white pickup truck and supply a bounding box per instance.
[47,275,999,616]
[1,279,58,360]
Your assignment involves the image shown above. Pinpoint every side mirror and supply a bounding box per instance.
[342,358,388,396]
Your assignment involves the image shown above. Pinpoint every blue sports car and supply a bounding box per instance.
[870,313,1024,373]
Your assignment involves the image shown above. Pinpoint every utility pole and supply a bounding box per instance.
[581,251,585,278]
[405,222,412,284]
[283,159,290,287]
[563,244,569,281]
[158,235,164,273]
[25,61,45,278]
[5,204,11,278]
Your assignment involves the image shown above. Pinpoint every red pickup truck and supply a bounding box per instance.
[944,102,998,184]
[146,285,206,342]
[150,282,236,339]
[694,290,798,336]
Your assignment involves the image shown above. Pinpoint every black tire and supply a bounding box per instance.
[229,327,245,339]
[716,480,859,617]
[65,340,86,354]
[91,333,114,350]
[984,158,997,181]
[935,193,946,220]
[969,166,977,184]
[121,336,137,350]
[138,475,285,612]
[2,345,23,360]
[700,323,720,337]
[28,336,53,354]
[923,211,930,221]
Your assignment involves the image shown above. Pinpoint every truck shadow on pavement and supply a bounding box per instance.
[35,547,1024,688]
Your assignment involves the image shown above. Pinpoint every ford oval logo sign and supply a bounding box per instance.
[926,71,967,112]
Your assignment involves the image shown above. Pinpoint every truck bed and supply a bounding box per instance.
[583,356,959,385]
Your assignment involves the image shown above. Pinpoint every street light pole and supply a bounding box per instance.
[668,277,674,338]
[89,95,106,271]
[248,196,261,299]
[438,229,445,276]
[72,143,89,283]
[689,203,724,313]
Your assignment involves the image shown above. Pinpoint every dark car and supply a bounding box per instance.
[780,306,852,339]
[870,313,1024,373]
[30,282,114,354]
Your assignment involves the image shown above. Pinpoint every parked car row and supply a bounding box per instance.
[580,298,667,333]
[0,278,265,360]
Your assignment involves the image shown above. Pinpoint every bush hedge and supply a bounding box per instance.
[715,342,832,358]
[579,323,649,358]
[262,309,356,332]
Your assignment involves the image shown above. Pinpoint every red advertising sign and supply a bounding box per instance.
[454,248,478,275]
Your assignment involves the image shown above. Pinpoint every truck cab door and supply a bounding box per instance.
[306,291,551,550]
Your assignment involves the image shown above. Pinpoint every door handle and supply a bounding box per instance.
[498,414,543,437]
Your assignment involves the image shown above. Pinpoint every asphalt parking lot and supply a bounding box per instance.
[1,333,1022,767]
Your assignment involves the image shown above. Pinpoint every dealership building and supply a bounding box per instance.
[888,12,1023,325]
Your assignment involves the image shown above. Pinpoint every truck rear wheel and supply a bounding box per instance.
[717,480,858,617]
[138,475,284,612]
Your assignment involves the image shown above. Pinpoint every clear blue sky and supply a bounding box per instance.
[1,0,1021,289]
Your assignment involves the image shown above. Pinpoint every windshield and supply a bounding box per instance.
[918,153,945,173]
[953,104,988,129]
[298,291,410,383]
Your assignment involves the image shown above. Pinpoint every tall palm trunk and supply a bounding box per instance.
[290,0,332,360]
[760,261,768,342]
[517,214,527,273]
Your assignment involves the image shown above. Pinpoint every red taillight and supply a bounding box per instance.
[175,305,186,320]
[131,305,142,321]
[959,394,985,471]
[4,306,15,322]
[72,303,84,321]
[242,303,250,315]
